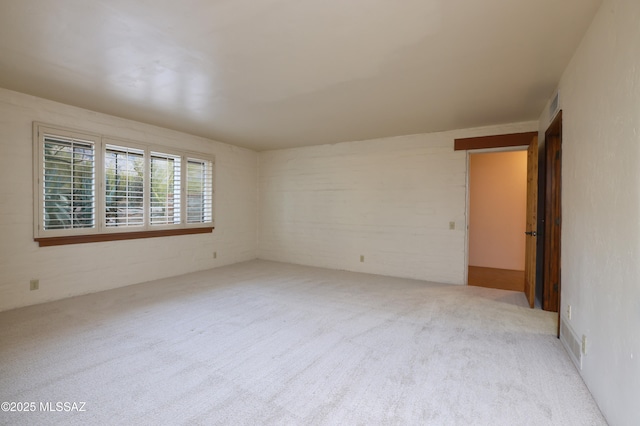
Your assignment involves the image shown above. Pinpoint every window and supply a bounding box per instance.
[186,158,213,224]
[105,145,144,228]
[39,130,97,233]
[150,152,181,225]
[34,124,214,246]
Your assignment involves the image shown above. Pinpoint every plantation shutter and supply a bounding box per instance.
[150,152,181,225]
[105,145,145,227]
[186,158,213,224]
[42,135,95,230]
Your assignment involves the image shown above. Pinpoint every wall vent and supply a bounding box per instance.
[549,91,560,120]
[560,319,582,370]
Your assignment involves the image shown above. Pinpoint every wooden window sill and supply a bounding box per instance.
[35,227,214,247]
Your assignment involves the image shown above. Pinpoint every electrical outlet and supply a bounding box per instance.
[449,221,455,230]
[213,251,217,259]
[567,304,572,320]
[30,279,39,291]
[582,335,587,355]
[360,255,364,263]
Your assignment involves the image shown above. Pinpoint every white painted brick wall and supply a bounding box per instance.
[536,1,640,424]
[0,88,258,312]
[258,123,537,284]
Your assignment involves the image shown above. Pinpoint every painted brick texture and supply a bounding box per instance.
[258,123,536,284]
[537,1,640,423]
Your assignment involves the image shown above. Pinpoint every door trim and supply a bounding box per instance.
[543,111,563,336]
[454,132,538,151]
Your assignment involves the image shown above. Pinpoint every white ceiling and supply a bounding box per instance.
[0,0,601,151]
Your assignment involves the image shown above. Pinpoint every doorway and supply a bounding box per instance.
[454,131,539,306]
[468,149,528,292]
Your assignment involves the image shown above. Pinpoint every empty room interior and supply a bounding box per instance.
[0,0,638,425]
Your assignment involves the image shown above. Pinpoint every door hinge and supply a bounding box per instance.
[553,283,559,292]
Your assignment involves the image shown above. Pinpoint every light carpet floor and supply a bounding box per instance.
[0,260,606,425]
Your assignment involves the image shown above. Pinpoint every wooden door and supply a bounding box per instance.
[543,112,562,313]
[524,136,538,308]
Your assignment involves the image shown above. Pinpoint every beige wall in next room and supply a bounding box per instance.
[468,150,527,271]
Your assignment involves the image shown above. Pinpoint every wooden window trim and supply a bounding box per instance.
[454,132,538,151]
[35,227,214,247]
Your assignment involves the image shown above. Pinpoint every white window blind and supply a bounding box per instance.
[35,123,215,241]
[42,135,95,230]
[186,158,213,224]
[105,144,144,227]
[150,152,181,225]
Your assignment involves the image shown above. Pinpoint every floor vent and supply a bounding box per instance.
[560,320,582,370]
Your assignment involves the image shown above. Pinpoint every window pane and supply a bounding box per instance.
[150,152,181,225]
[186,158,213,224]
[43,136,95,230]
[105,145,144,227]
